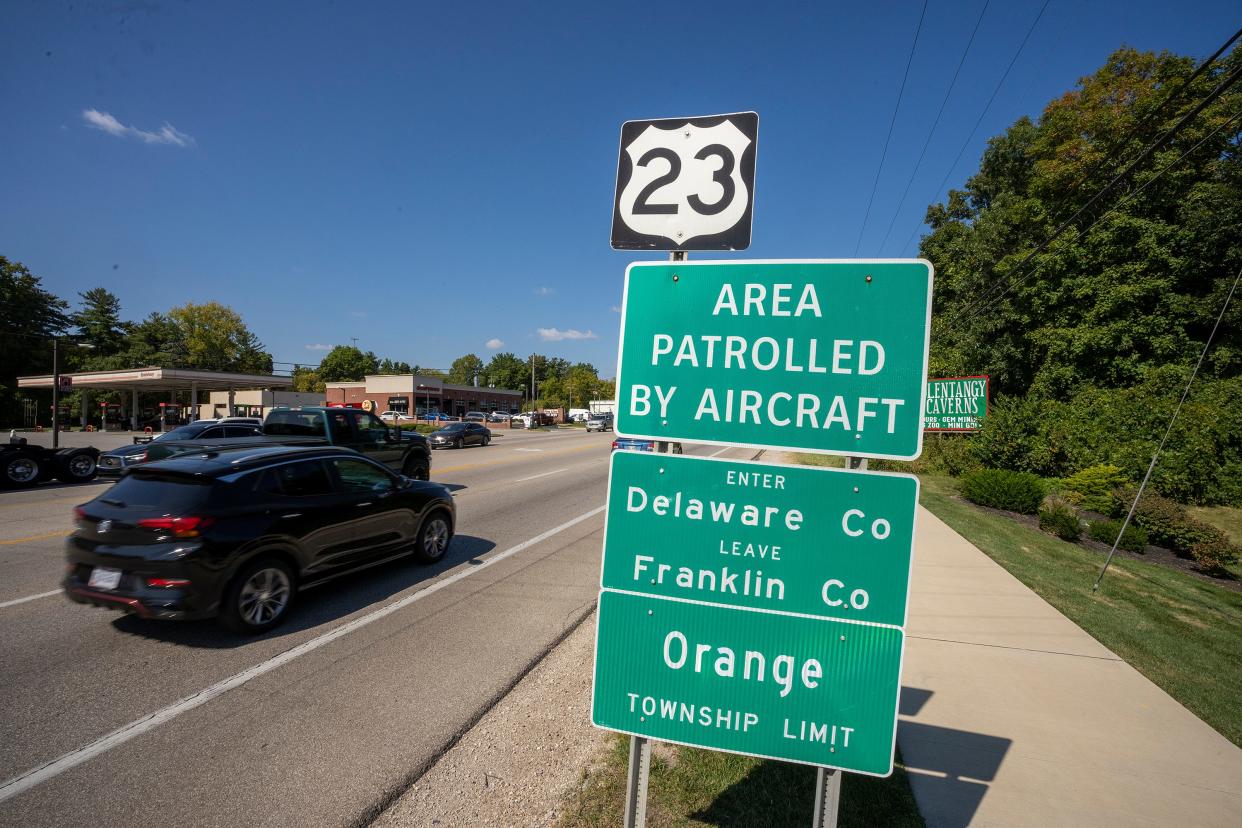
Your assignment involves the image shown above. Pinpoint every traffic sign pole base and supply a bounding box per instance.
[623,735,651,828]
[813,766,842,827]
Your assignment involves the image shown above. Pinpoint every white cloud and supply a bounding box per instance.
[305,343,331,351]
[485,338,504,349]
[538,327,597,342]
[82,109,195,147]
[610,305,622,313]
[534,286,555,296]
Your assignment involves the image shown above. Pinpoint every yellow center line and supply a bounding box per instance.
[0,529,71,546]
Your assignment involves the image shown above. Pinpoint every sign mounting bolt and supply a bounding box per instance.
[672,274,679,282]
[853,486,859,493]
[865,274,873,283]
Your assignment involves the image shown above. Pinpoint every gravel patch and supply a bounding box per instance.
[370,611,608,828]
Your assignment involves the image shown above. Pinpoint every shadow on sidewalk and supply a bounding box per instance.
[686,686,1010,827]
[898,686,1013,828]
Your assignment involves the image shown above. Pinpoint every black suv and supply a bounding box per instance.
[64,445,455,633]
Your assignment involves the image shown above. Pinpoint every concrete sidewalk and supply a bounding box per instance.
[897,506,1242,827]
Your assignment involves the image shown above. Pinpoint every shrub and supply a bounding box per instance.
[1189,535,1240,575]
[960,469,1045,514]
[1038,497,1081,540]
[1087,519,1148,553]
[1110,487,1231,558]
[1063,465,1129,513]
[963,376,1242,505]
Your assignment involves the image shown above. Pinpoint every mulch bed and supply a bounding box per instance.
[955,496,1242,594]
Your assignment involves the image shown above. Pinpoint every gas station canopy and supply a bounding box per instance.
[17,367,293,393]
[18,367,294,430]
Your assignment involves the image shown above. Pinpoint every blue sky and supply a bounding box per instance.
[2,0,1237,376]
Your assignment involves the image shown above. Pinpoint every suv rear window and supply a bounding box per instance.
[102,475,211,510]
[264,411,326,436]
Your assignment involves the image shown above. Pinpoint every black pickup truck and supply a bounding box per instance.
[260,407,432,480]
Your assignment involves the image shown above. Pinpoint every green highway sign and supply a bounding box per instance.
[924,376,989,432]
[614,259,934,460]
[591,590,904,776]
[602,451,918,627]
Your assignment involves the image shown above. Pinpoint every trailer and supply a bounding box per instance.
[1,433,100,489]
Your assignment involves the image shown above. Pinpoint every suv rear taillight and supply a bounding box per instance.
[147,577,192,588]
[137,516,213,538]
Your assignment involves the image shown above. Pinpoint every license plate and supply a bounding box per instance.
[88,567,122,591]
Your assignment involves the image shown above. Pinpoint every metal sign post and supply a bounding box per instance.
[623,734,651,828]
[813,767,842,827]
[622,249,686,828]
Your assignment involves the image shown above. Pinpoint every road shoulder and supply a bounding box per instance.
[370,610,607,828]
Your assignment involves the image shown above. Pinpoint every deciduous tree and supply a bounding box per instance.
[317,345,379,382]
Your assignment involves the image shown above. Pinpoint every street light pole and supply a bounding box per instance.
[50,339,94,448]
[51,337,60,449]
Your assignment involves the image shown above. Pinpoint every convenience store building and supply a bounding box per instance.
[324,374,524,417]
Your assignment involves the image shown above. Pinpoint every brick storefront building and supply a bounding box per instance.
[325,374,523,417]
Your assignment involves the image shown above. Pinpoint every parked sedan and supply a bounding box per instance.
[428,422,491,449]
[586,413,613,432]
[380,411,416,423]
[64,445,455,633]
[137,420,263,445]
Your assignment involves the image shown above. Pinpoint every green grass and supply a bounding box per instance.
[918,474,1242,747]
[558,736,924,828]
[793,453,846,468]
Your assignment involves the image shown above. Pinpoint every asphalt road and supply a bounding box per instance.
[0,428,754,826]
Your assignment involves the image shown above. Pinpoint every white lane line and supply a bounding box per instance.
[514,448,544,453]
[514,467,569,483]
[708,446,733,457]
[0,504,606,805]
[0,590,61,610]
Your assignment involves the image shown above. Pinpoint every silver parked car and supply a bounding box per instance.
[586,412,613,432]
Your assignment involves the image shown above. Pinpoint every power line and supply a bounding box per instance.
[853,0,929,256]
[948,62,1242,323]
[904,23,1238,259]
[1093,261,1241,591]
[952,26,1242,286]
[877,0,991,253]
[900,0,1052,256]
[947,110,1242,333]
[1049,27,1242,212]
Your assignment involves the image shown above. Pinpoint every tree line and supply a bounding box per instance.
[292,346,614,409]
[0,264,273,423]
[0,263,617,424]
[920,45,1241,504]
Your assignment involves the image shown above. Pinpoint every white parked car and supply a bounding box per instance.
[380,411,416,423]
